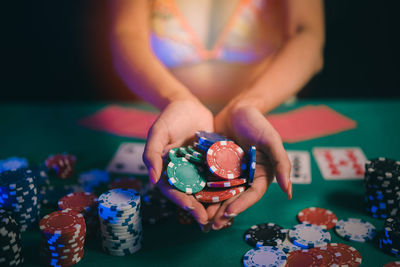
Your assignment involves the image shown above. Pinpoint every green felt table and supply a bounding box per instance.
[0,100,400,267]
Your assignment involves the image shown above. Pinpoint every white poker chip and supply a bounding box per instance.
[335,218,376,242]
[243,246,287,267]
[288,223,331,248]
[276,232,302,254]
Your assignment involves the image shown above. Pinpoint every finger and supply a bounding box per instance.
[210,194,241,230]
[156,176,209,225]
[143,120,170,184]
[205,203,221,221]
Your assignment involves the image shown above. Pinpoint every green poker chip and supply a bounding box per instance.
[168,148,182,162]
[187,146,204,157]
[167,158,206,194]
[178,147,203,164]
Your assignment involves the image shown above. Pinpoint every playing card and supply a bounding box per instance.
[287,151,312,184]
[107,142,148,175]
[313,147,367,180]
[267,105,357,143]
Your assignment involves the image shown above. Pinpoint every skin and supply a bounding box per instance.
[110,0,325,231]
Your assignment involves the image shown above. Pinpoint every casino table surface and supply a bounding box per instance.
[0,100,399,267]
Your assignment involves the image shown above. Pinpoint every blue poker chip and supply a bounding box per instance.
[248,146,256,185]
[194,142,209,152]
[243,246,286,267]
[288,223,331,248]
[0,157,28,173]
[196,131,228,145]
[335,218,376,242]
[98,188,140,212]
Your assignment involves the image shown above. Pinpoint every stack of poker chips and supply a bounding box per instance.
[364,157,400,219]
[39,209,86,266]
[45,154,76,179]
[0,210,24,266]
[379,216,400,257]
[98,188,142,256]
[141,186,174,225]
[166,131,253,207]
[0,168,40,232]
[58,192,98,237]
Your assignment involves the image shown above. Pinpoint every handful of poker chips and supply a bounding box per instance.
[58,192,98,237]
[0,210,24,266]
[364,157,400,219]
[98,188,142,256]
[45,154,76,179]
[0,168,40,232]
[39,209,86,267]
[166,131,256,204]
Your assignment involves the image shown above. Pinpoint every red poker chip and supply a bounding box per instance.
[40,209,86,235]
[58,192,98,213]
[109,177,142,191]
[206,178,247,188]
[384,262,400,267]
[45,154,76,179]
[310,247,342,266]
[286,249,323,267]
[194,186,245,203]
[327,243,362,267]
[297,207,338,230]
[206,141,244,180]
[41,249,84,265]
[41,243,84,256]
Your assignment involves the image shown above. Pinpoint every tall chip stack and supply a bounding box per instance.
[0,209,24,266]
[58,192,98,237]
[379,216,400,257]
[0,168,40,231]
[98,188,142,256]
[364,158,400,219]
[39,209,86,266]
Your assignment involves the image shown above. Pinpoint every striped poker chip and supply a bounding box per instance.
[297,207,338,230]
[178,147,203,164]
[243,246,287,267]
[384,262,400,267]
[248,146,256,184]
[206,141,245,179]
[168,148,181,163]
[167,158,206,194]
[327,243,362,267]
[286,249,323,267]
[98,188,140,212]
[289,224,331,248]
[58,192,98,213]
[244,223,287,247]
[194,186,245,203]
[187,146,204,157]
[276,233,302,254]
[310,246,342,266]
[206,178,247,188]
[335,218,376,242]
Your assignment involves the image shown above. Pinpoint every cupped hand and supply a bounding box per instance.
[208,103,292,230]
[142,99,214,227]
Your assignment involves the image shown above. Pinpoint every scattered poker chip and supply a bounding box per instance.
[0,157,28,173]
[242,246,286,267]
[206,178,247,188]
[109,177,142,191]
[289,223,331,248]
[206,141,245,179]
[286,249,323,267]
[327,243,362,267]
[248,146,256,185]
[310,246,342,266]
[195,186,245,203]
[244,223,287,247]
[98,188,142,256]
[276,233,302,254]
[335,218,376,242]
[45,153,76,179]
[167,158,206,194]
[297,207,338,230]
[384,262,400,267]
[58,192,98,213]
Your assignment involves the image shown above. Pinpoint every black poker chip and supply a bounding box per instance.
[243,223,286,247]
[0,210,24,266]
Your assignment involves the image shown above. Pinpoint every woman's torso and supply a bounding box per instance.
[150,0,288,106]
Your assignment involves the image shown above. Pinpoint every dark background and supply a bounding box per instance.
[2,1,399,102]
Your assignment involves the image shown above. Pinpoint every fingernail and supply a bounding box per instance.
[287,180,293,200]
[224,212,237,218]
[212,223,222,230]
[149,168,157,185]
[184,206,195,211]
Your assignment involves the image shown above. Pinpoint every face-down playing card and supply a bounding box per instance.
[107,142,148,175]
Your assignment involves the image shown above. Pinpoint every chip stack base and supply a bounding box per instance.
[40,209,86,267]
[379,217,400,257]
[98,188,142,256]
[0,210,24,266]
